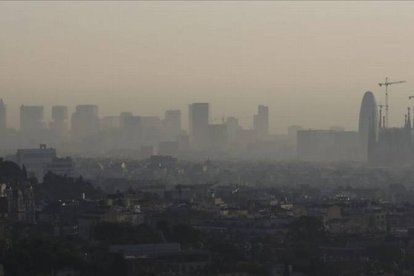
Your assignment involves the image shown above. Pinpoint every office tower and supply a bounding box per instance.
[123,115,141,131]
[177,134,190,151]
[140,116,162,145]
[101,116,120,130]
[359,91,378,159]
[164,110,181,141]
[0,99,6,133]
[120,112,133,128]
[253,105,269,139]
[118,114,141,149]
[50,105,68,136]
[189,103,209,150]
[226,117,241,143]
[16,144,73,180]
[20,105,45,133]
[16,144,56,180]
[71,105,100,139]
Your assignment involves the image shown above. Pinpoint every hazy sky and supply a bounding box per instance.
[1,1,414,132]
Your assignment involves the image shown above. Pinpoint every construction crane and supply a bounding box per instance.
[378,77,406,128]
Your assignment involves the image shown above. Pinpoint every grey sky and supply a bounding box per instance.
[1,1,414,132]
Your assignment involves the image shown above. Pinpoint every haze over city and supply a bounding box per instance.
[4,2,414,276]
[2,1,414,131]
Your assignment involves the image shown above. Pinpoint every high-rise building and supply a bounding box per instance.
[101,116,120,130]
[358,91,378,160]
[71,105,100,139]
[140,116,163,146]
[164,110,181,141]
[369,127,411,166]
[253,105,269,139]
[189,103,209,150]
[121,115,142,149]
[226,117,241,143]
[0,99,6,134]
[120,112,133,128]
[20,105,45,133]
[50,105,68,136]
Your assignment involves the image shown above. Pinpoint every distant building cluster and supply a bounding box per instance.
[296,90,414,165]
[294,91,378,162]
[297,129,362,162]
[1,90,411,165]
[0,100,295,160]
[368,106,414,166]
[14,144,73,180]
[357,90,414,166]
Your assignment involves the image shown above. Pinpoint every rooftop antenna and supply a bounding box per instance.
[378,77,406,128]
[378,104,384,129]
[408,96,414,128]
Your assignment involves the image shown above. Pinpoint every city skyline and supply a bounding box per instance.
[2,3,414,276]
[0,90,410,135]
[1,2,414,131]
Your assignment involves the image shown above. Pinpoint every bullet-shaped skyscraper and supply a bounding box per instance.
[358,91,378,161]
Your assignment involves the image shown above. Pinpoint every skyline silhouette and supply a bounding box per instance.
[1,2,414,131]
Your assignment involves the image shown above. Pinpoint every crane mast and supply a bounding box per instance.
[378,77,406,128]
